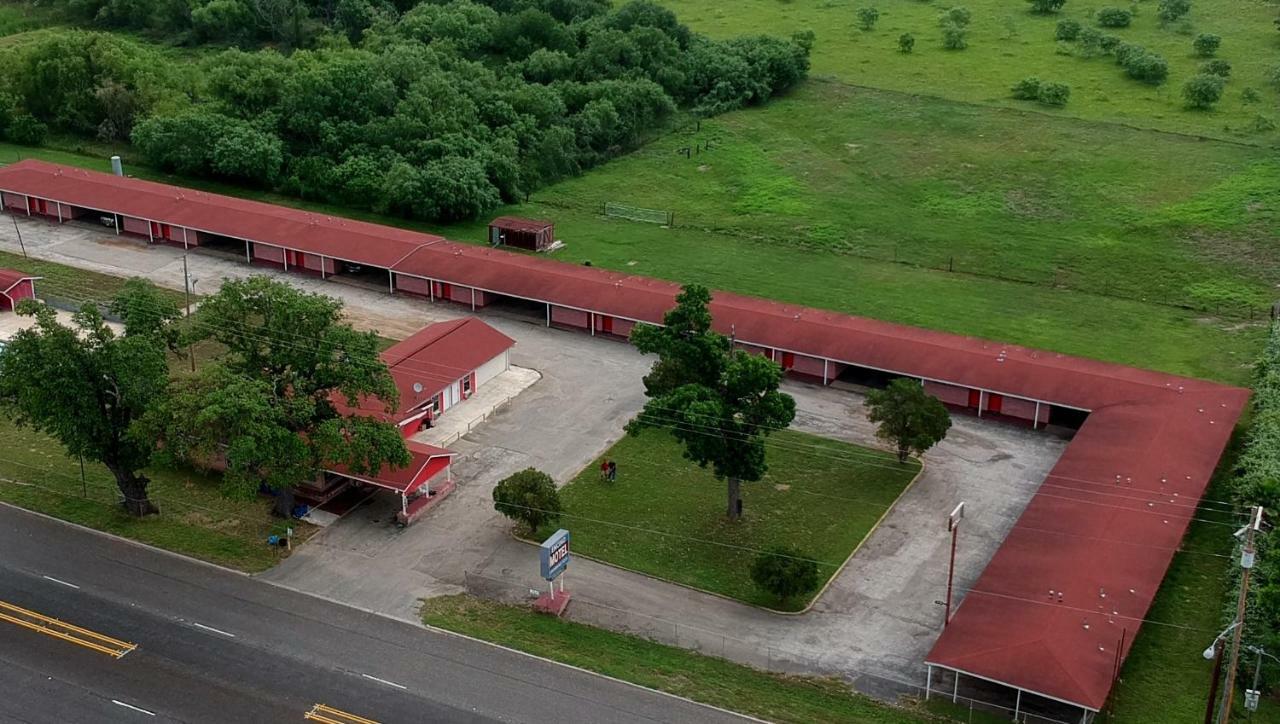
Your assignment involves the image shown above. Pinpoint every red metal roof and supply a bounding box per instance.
[0,268,38,295]
[328,440,453,494]
[490,216,553,233]
[0,159,1251,710]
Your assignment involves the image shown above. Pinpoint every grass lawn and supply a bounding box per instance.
[3,136,1266,385]
[421,594,953,724]
[531,427,920,611]
[0,248,185,308]
[0,417,308,572]
[658,0,1280,141]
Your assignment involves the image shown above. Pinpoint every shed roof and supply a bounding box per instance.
[0,268,39,296]
[490,216,553,233]
[0,158,1251,711]
[328,440,453,494]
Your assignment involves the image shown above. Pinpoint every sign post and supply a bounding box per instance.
[535,529,572,617]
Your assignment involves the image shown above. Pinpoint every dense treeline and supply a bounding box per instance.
[1232,321,1280,667]
[0,0,810,221]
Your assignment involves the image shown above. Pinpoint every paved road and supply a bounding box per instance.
[0,504,746,724]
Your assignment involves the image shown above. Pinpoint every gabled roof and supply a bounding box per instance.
[327,440,453,493]
[0,159,1250,711]
[0,268,39,295]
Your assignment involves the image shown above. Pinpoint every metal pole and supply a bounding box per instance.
[184,256,195,373]
[952,671,959,703]
[925,665,932,701]
[1205,640,1225,724]
[79,455,86,497]
[945,521,958,626]
[1222,506,1264,723]
[11,215,27,259]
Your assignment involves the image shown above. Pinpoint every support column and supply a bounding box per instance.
[320,256,326,279]
[429,280,434,303]
[24,195,30,216]
[147,221,153,244]
[952,671,959,703]
[977,391,984,418]
[282,251,288,272]
[1033,401,1041,430]
[925,665,932,701]
[822,360,829,385]
[1014,690,1022,720]
[401,492,408,516]
[182,227,189,251]
[115,214,120,235]
[471,288,476,312]
[56,204,62,223]
[387,270,394,294]
[546,304,551,327]
[589,312,595,336]
[244,240,251,263]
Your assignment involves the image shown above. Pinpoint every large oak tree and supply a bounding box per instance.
[629,284,795,521]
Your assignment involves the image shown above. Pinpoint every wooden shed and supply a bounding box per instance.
[489,216,554,252]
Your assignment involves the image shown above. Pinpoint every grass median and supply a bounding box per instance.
[531,427,920,611]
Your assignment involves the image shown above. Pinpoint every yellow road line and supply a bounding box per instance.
[305,703,380,724]
[0,600,136,658]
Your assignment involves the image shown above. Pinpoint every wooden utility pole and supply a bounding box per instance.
[1222,506,1264,723]
[1205,639,1225,724]
[183,255,195,372]
[944,502,965,627]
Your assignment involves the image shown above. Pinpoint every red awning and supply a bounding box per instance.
[327,441,453,494]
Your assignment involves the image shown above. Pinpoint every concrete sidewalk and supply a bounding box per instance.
[414,366,542,448]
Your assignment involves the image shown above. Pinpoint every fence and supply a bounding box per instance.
[461,568,1081,724]
[602,202,673,226]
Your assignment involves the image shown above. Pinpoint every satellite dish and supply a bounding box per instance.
[412,382,424,394]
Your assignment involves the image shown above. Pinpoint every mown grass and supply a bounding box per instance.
[422,593,957,724]
[2,137,1265,384]
[658,0,1280,141]
[0,417,307,572]
[530,427,920,610]
[0,248,184,307]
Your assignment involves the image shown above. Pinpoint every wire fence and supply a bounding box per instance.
[461,568,1081,724]
[602,202,673,226]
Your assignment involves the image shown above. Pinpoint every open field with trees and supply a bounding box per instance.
[530,427,919,610]
[656,0,1280,139]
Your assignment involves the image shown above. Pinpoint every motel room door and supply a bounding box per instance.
[445,381,461,409]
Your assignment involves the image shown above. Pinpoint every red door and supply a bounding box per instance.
[781,352,795,370]
[600,316,613,335]
[987,394,1003,414]
[440,283,452,301]
[36,199,48,215]
[967,389,981,408]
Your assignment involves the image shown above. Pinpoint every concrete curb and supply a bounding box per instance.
[508,455,925,617]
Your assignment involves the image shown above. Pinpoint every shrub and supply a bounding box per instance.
[1250,114,1277,133]
[1077,27,1103,53]
[1098,33,1122,52]
[1027,0,1067,13]
[1200,59,1231,78]
[1183,73,1225,109]
[1037,81,1071,105]
[492,468,563,534]
[750,547,822,603]
[1055,18,1082,40]
[1114,41,1146,65]
[6,114,47,145]
[1242,87,1261,103]
[898,32,916,52]
[1011,76,1043,99]
[1125,51,1169,84]
[1193,32,1221,57]
[1096,7,1132,26]
[857,6,880,30]
[939,5,972,27]
[1156,0,1191,24]
[942,24,968,48]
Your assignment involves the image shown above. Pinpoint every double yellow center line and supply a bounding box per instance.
[305,703,381,724]
[0,600,137,658]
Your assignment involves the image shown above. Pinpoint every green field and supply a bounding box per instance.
[0,417,306,572]
[531,427,920,610]
[659,0,1280,141]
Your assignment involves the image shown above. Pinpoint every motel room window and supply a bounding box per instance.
[462,375,473,396]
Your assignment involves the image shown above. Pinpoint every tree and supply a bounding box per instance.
[629,285,796,521]
[750,547,821,603]
[140,277,410,499]
[1011,76,1042,99]
[1156,0,1191,24]
[865,378,952,463]
[1193,32,1221,57]
[1095,7,1132,27]
[898,32,915,52]
[939,6,971,27]
[857,7,880,30]
[492,468,563,534]
[1027,0,1066,14]
[942,24,968,49]
[1037,81,1071,106]
[1183,73,1225,109]
[1055,19,1081,40]
[0,294,171,516]
[1200,59,1231,78]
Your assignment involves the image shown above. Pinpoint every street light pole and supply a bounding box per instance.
[944,501,965,627]
[1203,621,1239,724]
